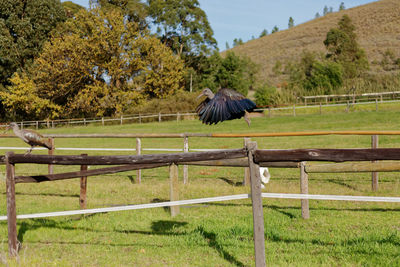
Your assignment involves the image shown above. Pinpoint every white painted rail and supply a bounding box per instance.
[1,193,398,221]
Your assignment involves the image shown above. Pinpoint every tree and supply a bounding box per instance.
[271,25,279,33]
[62,1,86,17]
[6,8,184,119]
[315,12,321,19]
[324,15,369,78]
[189,51,258,96]
[287,51,343,95]
[0,0,66,88]
[323,5,329,15]
[147,0,217,57]
[91,0,148,29]
[259,29,268,37]
[339,2,345,11]
[288,17,294,28]
[233,38,244,47]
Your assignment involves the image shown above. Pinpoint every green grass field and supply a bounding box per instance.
[1,109,400,266]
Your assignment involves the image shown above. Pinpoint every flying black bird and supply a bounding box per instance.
[196,88,256,126]
[7,122,53,154]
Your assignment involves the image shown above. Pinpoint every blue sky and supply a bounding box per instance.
[62,0,376,51]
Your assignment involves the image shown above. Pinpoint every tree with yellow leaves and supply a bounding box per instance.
[3,7,184,119]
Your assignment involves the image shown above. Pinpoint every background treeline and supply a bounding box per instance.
[0,0,258,121]
[1,1,399,121]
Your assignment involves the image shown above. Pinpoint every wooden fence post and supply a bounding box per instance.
[300,162,309,219]
[169,163,180,216]
[5,152,18,257]
[319,102,322,115]
[375,99,378,112]
[36,121,39,130]
[80,154,88,209]
[120,115,123,125]
[48,138,55,174]
[183,136,189,184]
[139,114,141,124]
[268,106,271,118]
[246,141,266,267]
[293,104,296,116]
[136,138,141,183]
[372,135,379,191]
[243,138,251,186]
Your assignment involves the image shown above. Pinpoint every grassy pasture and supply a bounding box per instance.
[0,109,400,266]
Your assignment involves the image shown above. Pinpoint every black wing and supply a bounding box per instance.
[196,88,256,125]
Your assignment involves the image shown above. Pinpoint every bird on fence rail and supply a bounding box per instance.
[196,88,256,126]
[5,122,53,154]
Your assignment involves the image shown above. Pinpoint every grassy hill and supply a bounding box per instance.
[225,0,400,86]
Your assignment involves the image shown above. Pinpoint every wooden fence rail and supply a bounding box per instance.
[4,145,400,265]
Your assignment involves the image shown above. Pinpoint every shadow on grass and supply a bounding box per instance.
[218,177,243,187]
[196,226,245,267]
[327,179,360,191]
[207,202,400,213]
[14,217,188,246]
[266,229,400,247]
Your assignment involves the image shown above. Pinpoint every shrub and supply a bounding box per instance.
[254,84,280,107]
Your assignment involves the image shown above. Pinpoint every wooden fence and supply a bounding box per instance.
[4,144,400,266]
[3,92,400,129]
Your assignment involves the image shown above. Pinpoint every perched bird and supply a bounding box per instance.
[7,122,53,154]
[196,88,256,126]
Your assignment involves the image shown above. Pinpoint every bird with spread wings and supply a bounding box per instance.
[196,88,256,126]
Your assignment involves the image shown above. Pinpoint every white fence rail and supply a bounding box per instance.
[3,94,400,129]
[1,193,399,221]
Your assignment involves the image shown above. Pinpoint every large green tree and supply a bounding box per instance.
[324,15,369,78]
[90,0,148,29]
[147,0,217,57]
[0,0,66,88]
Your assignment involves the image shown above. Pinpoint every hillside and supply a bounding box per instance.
[225,0,400,85]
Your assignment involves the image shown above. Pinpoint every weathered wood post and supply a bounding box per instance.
[36,121,39,130]
[319,102,322,115]
[246,141,266,267]
[346,101,350,113]
[293,104,296,116]
[102,117,104,126]
[268,106,271,118]
[183,135,189,184]
[243,138,251,186]
[136,138,141,183]
[139,113,141,124]
[158,112,162,122]
[169,163,180,216]
[120,115,123,125]
[80,154,88,209]
[48,138,55,174]
[375,99,378,112]
[372,135,379,191]
[5,152,18,257]
[300,162,310,219]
